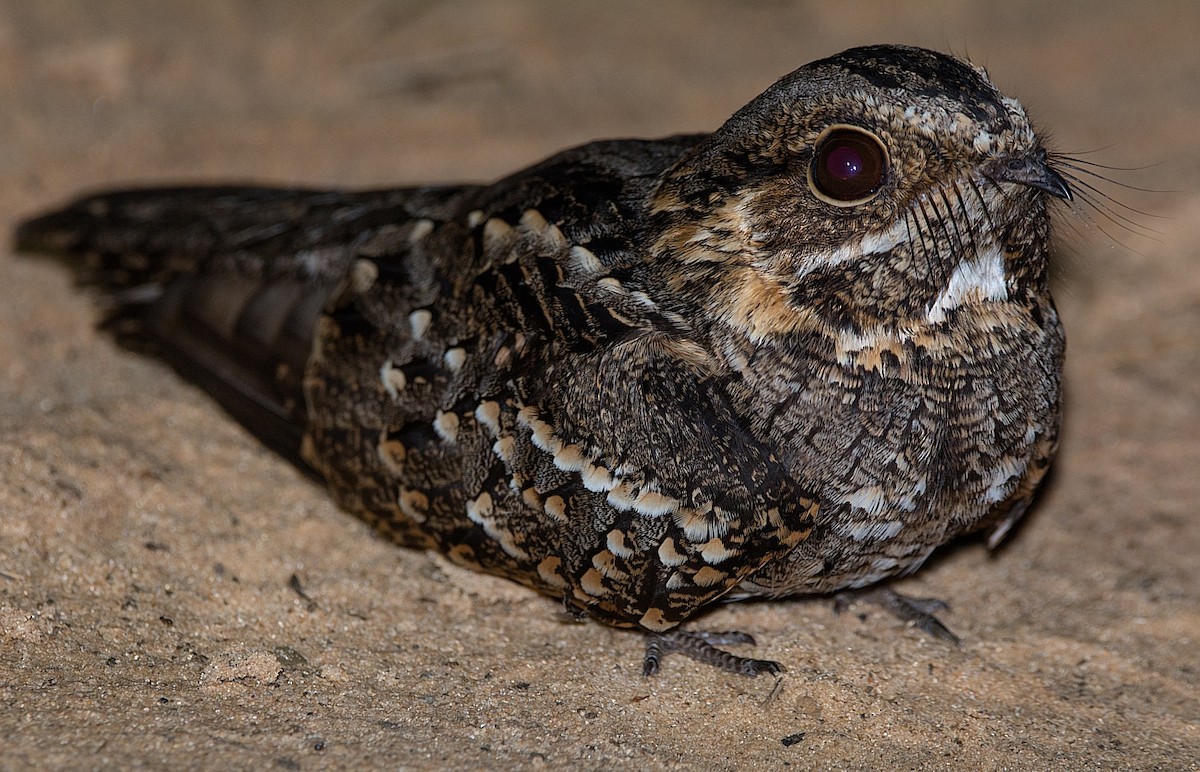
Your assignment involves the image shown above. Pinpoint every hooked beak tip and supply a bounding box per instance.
[993,155,1073,201]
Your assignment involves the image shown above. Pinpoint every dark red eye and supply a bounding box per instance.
[809,126,888,205]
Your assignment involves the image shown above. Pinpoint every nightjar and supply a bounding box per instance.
[17,45,1070,677]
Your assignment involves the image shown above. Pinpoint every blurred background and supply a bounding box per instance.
[4,1,1194,191]
[2,2,1196,769]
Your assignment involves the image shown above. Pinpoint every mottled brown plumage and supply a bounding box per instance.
[16,45,1070,677]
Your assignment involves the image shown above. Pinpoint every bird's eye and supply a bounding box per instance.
[808,125,889,206]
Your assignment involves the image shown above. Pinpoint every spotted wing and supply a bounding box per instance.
[501,335,819,630]
[300,139,819,628]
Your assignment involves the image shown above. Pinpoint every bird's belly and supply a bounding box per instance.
[732,325,1062,598]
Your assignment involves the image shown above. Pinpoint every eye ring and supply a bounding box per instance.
[807,124,889,206]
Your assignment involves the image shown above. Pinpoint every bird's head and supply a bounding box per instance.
[650,44,1071,341]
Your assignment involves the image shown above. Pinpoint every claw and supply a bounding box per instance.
[643,630,783,677]
[835,587,960,644]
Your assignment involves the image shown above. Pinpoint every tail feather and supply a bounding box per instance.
[14,186,422,469]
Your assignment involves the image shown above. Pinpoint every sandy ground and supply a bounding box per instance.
[1,2,1197,769]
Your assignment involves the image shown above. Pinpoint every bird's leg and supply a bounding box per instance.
[834,586,960,643]
[643,630,783,677]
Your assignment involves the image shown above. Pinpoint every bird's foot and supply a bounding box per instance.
[834,586,960,644]
[643,630,784,677]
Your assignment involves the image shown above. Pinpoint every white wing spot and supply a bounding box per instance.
[350,259,378,294]
[553,444,585,473]
[700,538,735,565]
[657,538,687,567]
[521,487,542,508]
[666,572,688,590]
[606,529,634,559]
[377,438,406,474]
[474,401,501,435]
[569,245,605,274]
[407,218,434,244]
[580,462,615,493]
[466,491,494,523]
[519,209,566,249]
[443,347,467,372]
[398,489,428,523]
[692,567,726,587]
[675,506,727,542]
[433,410,460,443]
[380,359,407,400]
[492,436,516,463]
[484,217,516,254]
[632,488,678,517]
[537,557,567,590]
[606,484,636,511]
[544,495,567,522]
[591,550,628,580]
[408,309,433,340]
[579,568,608,597]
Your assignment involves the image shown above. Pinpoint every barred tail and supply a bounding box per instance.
[14,186,397,469]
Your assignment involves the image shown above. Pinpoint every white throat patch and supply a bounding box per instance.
[925,244,1009,323]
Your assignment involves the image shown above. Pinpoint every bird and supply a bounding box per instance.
[16,44,1071,677]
